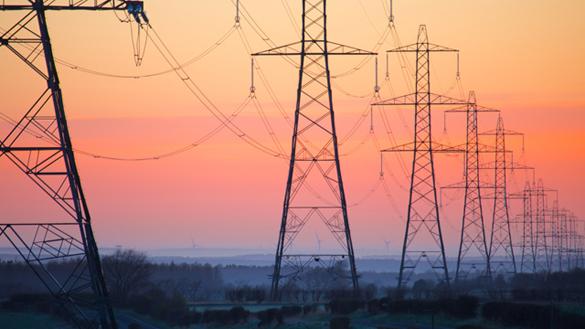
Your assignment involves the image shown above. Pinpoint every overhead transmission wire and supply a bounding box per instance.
[3,18,285,160]
[2,2,408,209]
[235,4,373,158]
[8,1,404,207]
[0,98,253,161]
[55,20,238,79]
[164,0,412,213]
[232,14,355,207]
[235,15,383,208]
[0,22,258,162]
[76,2,397,162]
[235,10,398,210]
[4,2,382,163]
[279,0,301,39]
[145,23,286,159]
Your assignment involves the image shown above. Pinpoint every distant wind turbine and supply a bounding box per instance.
[191,237,199,249]
[315,233,322,252]
[383,239,391,254]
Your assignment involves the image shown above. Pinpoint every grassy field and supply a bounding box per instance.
[5,304,577,329]
[0,311,71,329]
[180,310,509,329]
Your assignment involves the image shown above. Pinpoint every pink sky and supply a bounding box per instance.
[1,0,584,255]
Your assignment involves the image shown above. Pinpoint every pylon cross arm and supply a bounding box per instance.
[478,162,533,171]
[381,141,465,153]
[479,129,524,136]
[252,41,376,57]
[0,0,128,11]
[372,92,469,107]
[445,107,499,114]
[387,42,458,53]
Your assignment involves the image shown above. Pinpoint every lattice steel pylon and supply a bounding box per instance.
[518,182,536,273]
[443,92,497,281]
[373,25,462,288]
[0,1,145,328]
[533,179,556,272]
[511,179,557,273]
[474,116,529,275]
[482,116,521,275]
[549,201,568,272]
[253,0,375,300]
[568,216,585,269]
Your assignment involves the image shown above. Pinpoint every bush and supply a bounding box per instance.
[281,305,302,317]
[455,325,487,329]
[330,316,350,329]
[367,298,382,314]
[228,306,249,323]
[481,302,585,329]
[303,303,318,314]
[445,296,479,319]
[329,299,364,315]
[383,296,478,319]
[257,308,283,326]
[127,288,191,326]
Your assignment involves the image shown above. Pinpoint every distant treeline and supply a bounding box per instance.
[0,250,224,301]
[2,250,585,305]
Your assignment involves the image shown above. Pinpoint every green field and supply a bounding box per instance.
[0,311,71,329]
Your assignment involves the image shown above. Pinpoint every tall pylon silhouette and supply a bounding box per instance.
[0,1,146,328]
[518,182,537,273]
[550,200,567,272]
[479,116,525,275]
[373,25,463,288]
[253,0,375,300]
[443,92,498,281]
[533,179,557,272]
[511,179,556,273]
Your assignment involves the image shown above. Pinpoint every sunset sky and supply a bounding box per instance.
[1,0,584,256]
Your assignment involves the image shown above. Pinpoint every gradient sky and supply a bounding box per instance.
[1,0,584,256]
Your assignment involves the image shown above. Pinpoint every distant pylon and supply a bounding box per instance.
[253,0,375,300]
[454,92,492,280]
[519,182,537,272]
[534,180,549,272]
[567,215,578,269]
[479,116,524,275]
[511,179,557,273]
[442,92,500,280]
[534,179,559,272]
[558,209,570,271]
[550,201,566,272]
[373,25,463,288]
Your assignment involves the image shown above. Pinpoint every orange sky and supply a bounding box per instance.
[1,0,584,255]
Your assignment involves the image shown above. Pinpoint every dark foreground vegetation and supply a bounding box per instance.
[1,249,585,328]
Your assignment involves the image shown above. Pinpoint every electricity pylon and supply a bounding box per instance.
[0,1,145,328]
[567,216,585,269]
[549,201,569,272]
[443,92,498,281]
[516,182,536,273]
[510,179,557,273]
[478,116,527,275]
[253,0,375,300]
[372,25,463,288]
[533,179,557,272]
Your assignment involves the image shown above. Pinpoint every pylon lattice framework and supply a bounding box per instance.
[253,0,375,300]
[0,1,145,328]
[373,25,463,288]
[478,116,527,275]
[443,92,500,281]
[510,180,556,273]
